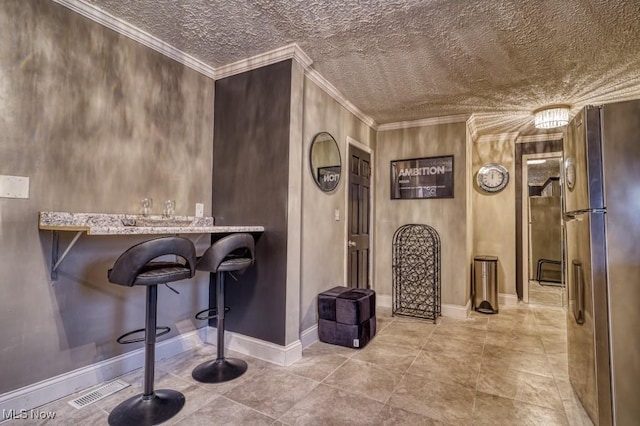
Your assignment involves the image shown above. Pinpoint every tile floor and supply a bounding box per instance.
[9,304,596,425]
[528,280,564,307]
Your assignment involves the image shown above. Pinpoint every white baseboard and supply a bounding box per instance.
[441,299,472,319]
[499,293,519,306]
[0,329,205,414]
[0,326,305,414]
[204,327,302,367]
[377,294,469,319]
[300,325,319,350]
[377,294,392,309]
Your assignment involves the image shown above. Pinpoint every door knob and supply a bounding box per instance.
[348,240,356,247]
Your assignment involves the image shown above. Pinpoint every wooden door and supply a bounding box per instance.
[347,144,371,289]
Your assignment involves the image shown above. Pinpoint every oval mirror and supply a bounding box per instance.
[310,132,341,192]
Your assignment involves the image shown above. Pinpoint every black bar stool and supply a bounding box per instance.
[192,233,255,383]
[107,236,196,426]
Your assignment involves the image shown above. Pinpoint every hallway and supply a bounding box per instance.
[16,304,593,425]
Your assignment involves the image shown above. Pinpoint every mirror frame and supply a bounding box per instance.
[309,132,341,193]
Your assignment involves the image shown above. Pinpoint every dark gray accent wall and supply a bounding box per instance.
[515,139,563,298]
[211,60,292,345]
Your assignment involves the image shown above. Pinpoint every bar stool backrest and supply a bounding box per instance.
[108,236,196,286]
[196,233,255,273]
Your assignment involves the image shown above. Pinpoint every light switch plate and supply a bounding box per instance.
[195,203,204,217]
[0,175,29,199]
[334,209,340,221]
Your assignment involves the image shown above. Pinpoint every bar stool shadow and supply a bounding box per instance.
[192,233,255,383]
[107,236,196,426]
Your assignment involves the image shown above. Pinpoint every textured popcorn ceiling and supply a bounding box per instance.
[86,0,640,136]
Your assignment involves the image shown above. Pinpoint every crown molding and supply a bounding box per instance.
[516,133,563,144]
[54,1,311,81]
[475,132,520,144]
[467,114,479,141]
[52,1,378,129]
[377,114,470,132]
[304,69,377,129]
[52,0,217,79]
[214,43,313,80]
[213,45,378,129]
[54,0,482,134]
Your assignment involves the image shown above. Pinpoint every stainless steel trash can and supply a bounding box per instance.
[473,256,499,314]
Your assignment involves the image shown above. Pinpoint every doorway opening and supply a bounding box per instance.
[521,152,564,305]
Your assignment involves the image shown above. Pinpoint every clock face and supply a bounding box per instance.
[477,163,509,193]
[564,157,576,191]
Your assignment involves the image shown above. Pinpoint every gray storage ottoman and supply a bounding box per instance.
[317,286,376,348]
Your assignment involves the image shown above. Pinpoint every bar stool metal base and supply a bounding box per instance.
[107,389,185,426]
[191,358,247,383]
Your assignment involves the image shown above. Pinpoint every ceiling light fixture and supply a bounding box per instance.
[533,105,570,129]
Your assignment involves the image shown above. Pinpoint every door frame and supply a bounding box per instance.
[521,151,563,303]
[344,136,374,289]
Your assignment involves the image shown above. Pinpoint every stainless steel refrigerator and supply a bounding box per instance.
[563,100,640,426]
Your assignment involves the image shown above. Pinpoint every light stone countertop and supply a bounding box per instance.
[39,211,264,235]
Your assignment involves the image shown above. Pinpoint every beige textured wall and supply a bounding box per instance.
[374,123,470,307]
[0,0,213,393]
[299,78,375,331]
[472,137,516,296]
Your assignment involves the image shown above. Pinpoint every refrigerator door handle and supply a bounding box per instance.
[572,260,585,325]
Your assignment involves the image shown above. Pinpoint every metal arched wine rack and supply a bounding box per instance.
[392,224,441,323]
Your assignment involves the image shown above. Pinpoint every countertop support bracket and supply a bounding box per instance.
[51,230,84,280]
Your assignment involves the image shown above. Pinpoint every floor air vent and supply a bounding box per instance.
[68,380,130,409]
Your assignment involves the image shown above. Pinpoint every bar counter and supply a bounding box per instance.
[39,211,264,235]
[38,211,264,279]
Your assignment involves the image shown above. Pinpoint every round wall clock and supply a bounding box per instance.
[476,163,509,193]
[564,157,576,191]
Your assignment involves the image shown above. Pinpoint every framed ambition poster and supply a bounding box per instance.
[390,155,454,199]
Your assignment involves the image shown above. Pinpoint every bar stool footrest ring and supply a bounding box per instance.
[195,307,230,321]
[117,326,171,344]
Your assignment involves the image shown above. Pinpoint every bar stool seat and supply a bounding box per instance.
[217,258,253,271]
[121,262,193,285]
[107,236,196,426]
[192,233,255,383]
